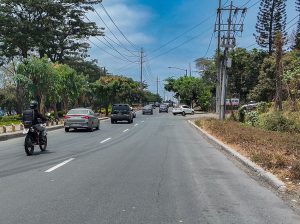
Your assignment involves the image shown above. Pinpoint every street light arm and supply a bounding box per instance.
[168,66,188,76]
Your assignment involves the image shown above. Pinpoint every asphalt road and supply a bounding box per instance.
[0,109,299,224]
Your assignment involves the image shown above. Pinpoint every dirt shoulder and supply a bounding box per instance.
[195,119,300,195]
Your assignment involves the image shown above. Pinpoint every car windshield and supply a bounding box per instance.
[144,106,151,109]
[113,105,129,111]
[67,109,89,115]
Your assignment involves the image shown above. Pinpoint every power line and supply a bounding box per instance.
[247,0,260,9]
[150,15,214,54]
[92,8,139,57]
[87,39,138,64]
[203,15,218,58]
[287,21,298,31]
[148,26,213,62]
[100,3,139,50]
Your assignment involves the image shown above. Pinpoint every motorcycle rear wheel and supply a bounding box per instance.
[25,136,34,156]
[39,136,47,151]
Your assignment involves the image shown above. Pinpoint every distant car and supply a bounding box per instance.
[149,104,156,109]
[64,108,100,132]
[142,105,153,115]
[241,101,258,111]
[155,102,160,107]
[159,104,168,113]
[172,105,194,116]
[111,104,134,124]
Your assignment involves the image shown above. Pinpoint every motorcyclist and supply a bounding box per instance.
[29,100,47,141]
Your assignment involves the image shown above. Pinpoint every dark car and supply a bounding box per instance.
[142,105,153,115]
[111,104,134,124]
[159,104,168,113]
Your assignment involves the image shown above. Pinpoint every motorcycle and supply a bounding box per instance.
[23,121,47,156]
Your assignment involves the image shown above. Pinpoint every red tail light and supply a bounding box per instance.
[82,116,90,119]
[64,116,71,119]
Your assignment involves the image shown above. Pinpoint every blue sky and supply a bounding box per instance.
[88,0,298,98]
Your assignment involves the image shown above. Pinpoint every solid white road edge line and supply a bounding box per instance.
[123,129,129,133]
[45,158,75,173]
[100,138,112,144]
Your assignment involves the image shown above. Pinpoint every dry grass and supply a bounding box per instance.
[195,119,300,190]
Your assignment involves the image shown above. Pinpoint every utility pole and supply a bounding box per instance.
[215,1,247,120]
[140,48,144,90]
[156,75,159,95]
[189,63,192,77]
[215,0,222,114]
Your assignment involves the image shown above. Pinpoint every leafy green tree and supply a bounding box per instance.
[249,57,276,102]
[54,63,88,111]
[15,57,56,114]
[255,0,287,55]
[64,58,106,83]
[0,85,17,114]
[164,76,212,111]
[283,50,300,111]
[0,0,103,63]
[227,48,268,103]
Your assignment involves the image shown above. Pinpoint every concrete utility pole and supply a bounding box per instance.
[140,48,144,90]
[215,1,247,120]
[156,75,159,95]
[215,0,222,114]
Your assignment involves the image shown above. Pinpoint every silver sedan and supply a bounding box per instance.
[64,108,100,132]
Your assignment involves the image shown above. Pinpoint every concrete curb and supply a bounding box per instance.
[0,117,109,142]
[188,120,287,192]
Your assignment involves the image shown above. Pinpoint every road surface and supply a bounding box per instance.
[0,109,299,224]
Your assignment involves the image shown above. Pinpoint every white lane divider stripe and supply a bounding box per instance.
[123,129,129,133]
[134,124,138,126]
[100,138,111,144]
[45,158,75,173]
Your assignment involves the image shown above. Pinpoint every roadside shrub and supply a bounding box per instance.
[245,111,259,126]
[256,102,271,114]
[57,111,65,118]
[0,115,22,122]
[238,106,247,122]
[259,112,300,133]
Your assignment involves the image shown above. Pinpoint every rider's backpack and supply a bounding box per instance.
[22,109,35,128]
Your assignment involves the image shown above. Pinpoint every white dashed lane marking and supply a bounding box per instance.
[123,129,129,133]
[100,138,112,144]
[45,158,75,173]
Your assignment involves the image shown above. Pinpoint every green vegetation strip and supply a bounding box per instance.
[0,120,21,126]
[195,119,300,190]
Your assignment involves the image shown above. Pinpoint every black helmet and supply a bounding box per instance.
[29,100,38,110]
